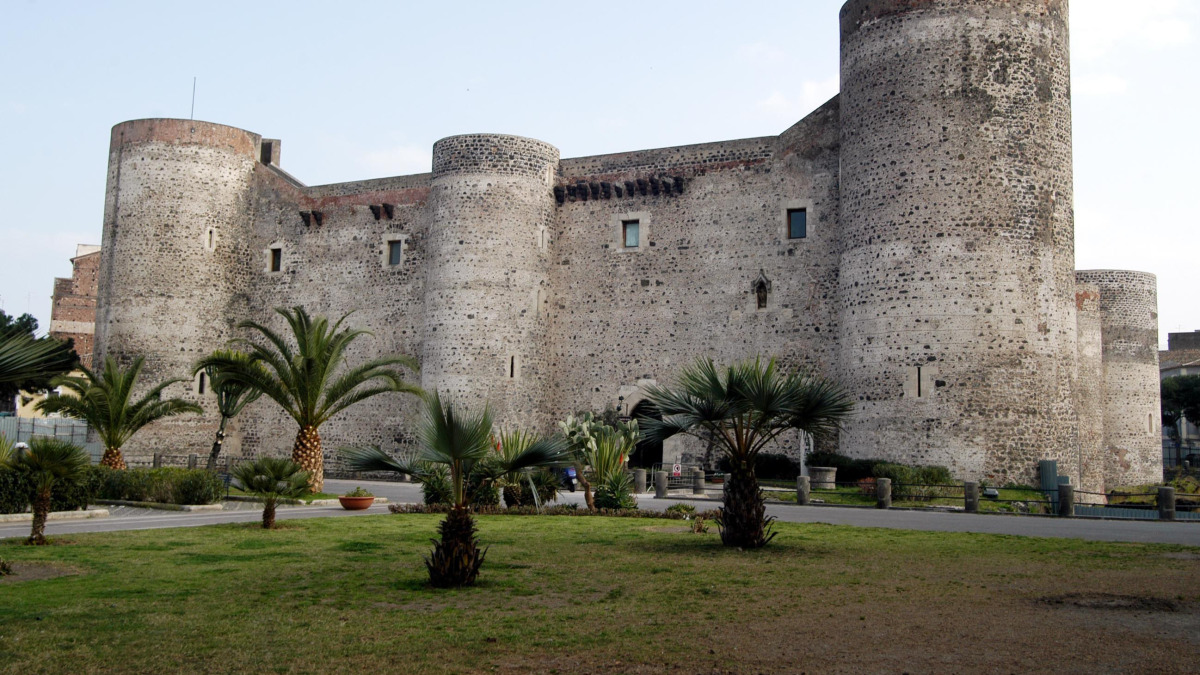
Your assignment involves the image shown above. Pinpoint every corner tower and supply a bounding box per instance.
[835,0,1077,482]
[423,134,559,427]
[95,119,259,453]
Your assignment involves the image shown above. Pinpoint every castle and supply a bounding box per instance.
[94,0,1162,492]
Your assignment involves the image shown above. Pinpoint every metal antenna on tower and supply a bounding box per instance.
[190,77,197,120]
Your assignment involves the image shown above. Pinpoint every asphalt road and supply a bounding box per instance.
[3,478,1198,546]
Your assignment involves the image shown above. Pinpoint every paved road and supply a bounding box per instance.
[3,478,1198,546]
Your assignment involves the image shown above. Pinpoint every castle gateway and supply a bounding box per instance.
[94,0,1161,492]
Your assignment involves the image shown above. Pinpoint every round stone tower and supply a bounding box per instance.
[835,0,1078,483]
[95,119,259,454]
[1074,270,1161,487]
[422,134,559,428]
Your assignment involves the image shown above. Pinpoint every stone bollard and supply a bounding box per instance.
[152,453,163,468]
[635,468,647,494]
[1158,486,1176,521]
[187,453,199,470]
[964,481,979,514]
[1057,483,1074,517]
[654,471,668,499]
[810,466,836,491]
[796,476,810,506]
[876,477,892,509]
[692,469,705,495]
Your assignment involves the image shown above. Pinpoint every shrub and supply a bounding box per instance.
[92,467,223,505]
[0,464,99,514]
[420,465,498,506]
[343,486,374,498]
[872,462,955,500]
[665,503,696,516]
[594,471,637,510]
[0,557,11,576]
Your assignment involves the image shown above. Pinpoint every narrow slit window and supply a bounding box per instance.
[916,366,922,398]
[787,208,807,239]
[388,240,404,266]
[622,220,640,248]
[270,247,282,272]
[509,356,516,378]
[198,372,206,395]
[206,228,214,249]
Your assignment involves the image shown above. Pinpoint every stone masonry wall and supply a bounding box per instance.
[1076,270,1161,486]
[49,250,100,368]
[836,0,1078,483]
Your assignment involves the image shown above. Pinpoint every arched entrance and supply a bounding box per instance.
[628,401,663,468]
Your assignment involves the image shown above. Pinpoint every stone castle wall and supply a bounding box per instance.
[92,0,1162,486]
[49,250,100,368]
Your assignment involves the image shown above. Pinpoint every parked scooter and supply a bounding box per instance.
[559,467,578,492]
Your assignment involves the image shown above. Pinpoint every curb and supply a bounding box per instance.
[0,508,111,523]
[94,499,225,512]
[224,495,390,506]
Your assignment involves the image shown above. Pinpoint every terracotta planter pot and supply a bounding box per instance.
[338,496,375,510]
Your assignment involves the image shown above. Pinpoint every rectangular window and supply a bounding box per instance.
[787,208,807,239]
[623,220,640,248]
[197,372,206,395]
[388,240,404,266]
[270,247,282,272]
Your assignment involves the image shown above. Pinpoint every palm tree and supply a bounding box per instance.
[195,307,422,493]
[0,327,76,388]
[37,356,202,470]
[194,350,263,471]
[9,437,90,545]
[342,392,568,587]
[641,357,853,548]
[231,458,311,529]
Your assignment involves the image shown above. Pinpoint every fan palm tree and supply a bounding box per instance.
[641,357,853,548]
[342,392,568,587]
[231,458,311,529]
[37,356,202,470]
[9,437,90,545]
[194,350,264,471]
[195,307,422,493]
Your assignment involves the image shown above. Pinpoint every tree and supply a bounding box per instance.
[342,392,568,587]
[641,357,853,548]
[1162,375,1200,465]
[0,310,77,412]
[231,458,310,529]
[195,307,421,493]
[8,437,90,545]
[37,356,202,470]
[193,350,263,471]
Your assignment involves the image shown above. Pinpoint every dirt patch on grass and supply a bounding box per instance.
[0,561,81,585]
[1037,593,1181,612]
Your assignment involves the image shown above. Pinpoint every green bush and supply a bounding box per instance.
[420,465,499,507]
[804,451,886,482]
[92,467,224,505]
[594,471,637,510]
[0,465,100,514]
[871,462,955,500]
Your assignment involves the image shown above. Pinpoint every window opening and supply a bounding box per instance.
[916,366,922,398]
[198,372,206,395]
[206,229,214,250]
[270,248,282,272]
[509,356,516,378]
[388,240,404,266]
[755,280,768,309]
[623,220,640,248]
[787,208,807,239]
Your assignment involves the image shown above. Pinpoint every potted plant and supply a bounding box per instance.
[338,486,375,510]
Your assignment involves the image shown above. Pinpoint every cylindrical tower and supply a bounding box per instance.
[1073,280,1105,497]
[836,0,1077,483]
[1075,270,1161,487]
[95,119,260,455]
[422,134,558,427]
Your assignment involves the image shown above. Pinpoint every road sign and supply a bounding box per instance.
[671,463,682,477]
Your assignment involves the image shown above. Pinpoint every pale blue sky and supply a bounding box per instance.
[1,0,1196,347]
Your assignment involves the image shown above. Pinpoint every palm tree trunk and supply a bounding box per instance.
[720,461,774,548]
[262,497,277,529]
[100,447,126,470]
[425,506,486,587]
[28,486,51,545]
[502,484,523,509]
[207,417,228,472]
[579,475,595,511]
[292,425,323,493]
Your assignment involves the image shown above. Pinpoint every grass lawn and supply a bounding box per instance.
[2,514,1198,673]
